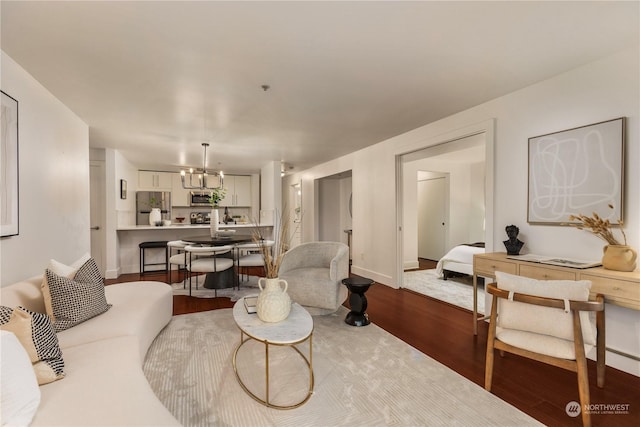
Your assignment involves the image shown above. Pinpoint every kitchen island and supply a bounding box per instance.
[116,223,273,276]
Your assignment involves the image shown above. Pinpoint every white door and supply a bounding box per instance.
[90,161,106,276]
[418,176,447,261]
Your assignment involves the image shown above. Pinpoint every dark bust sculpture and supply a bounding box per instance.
[503,224,524,255]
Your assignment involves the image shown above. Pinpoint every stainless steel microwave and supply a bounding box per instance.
[190,192,211,207]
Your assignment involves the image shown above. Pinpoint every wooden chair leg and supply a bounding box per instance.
[573,311,591,427]
[485,295,499,391]
[596,296,606,388]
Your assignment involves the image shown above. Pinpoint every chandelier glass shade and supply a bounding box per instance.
[180,143,224,190]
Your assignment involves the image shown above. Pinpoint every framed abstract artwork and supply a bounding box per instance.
[528,117,625,225]
[1,91,19,237]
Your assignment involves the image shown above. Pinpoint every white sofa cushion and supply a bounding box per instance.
[44,258,112,332]
[495,271,596,346]
[32,335,180,426]
[0,306,65,385]
[0,330,41,426]
[56,281,173,363]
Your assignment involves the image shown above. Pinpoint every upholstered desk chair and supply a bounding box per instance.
[167,240,188,286]
[485,271,605,427]
[184,245,234,296]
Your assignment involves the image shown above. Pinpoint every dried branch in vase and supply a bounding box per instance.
[567,204,627,246]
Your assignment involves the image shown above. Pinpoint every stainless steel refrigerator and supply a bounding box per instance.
[136,191,171,225]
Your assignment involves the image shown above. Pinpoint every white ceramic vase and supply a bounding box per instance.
[256,277,291,323]
[149,208,161,225]
[210,208,219,237]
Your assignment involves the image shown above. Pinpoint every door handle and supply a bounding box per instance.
[91,226,100,230]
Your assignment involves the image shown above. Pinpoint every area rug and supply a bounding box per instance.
[143,307,541,426]
[171,275,260,300]
[402,269,485,314]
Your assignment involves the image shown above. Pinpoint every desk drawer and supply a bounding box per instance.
[474,258,517,277]
[519,264,576,281]
[581,273,640,309]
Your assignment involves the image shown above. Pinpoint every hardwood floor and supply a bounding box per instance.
[107,269,640,427]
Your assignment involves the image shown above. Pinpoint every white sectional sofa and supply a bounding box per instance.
[1,275,179,426]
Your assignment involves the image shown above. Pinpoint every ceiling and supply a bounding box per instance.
[2,1,638,175]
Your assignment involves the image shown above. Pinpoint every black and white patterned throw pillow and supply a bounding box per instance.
[0,305,65,384]
[44,257,112,332]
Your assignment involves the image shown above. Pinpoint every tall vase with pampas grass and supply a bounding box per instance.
[253,209,294,322]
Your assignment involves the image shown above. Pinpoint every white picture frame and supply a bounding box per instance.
[528,117,625,225]
[1,91,19,237]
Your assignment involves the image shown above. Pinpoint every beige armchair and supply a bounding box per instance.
[278,241,349,315]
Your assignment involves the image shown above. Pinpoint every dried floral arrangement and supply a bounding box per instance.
[567,204,627,246]
[252,208,295,278]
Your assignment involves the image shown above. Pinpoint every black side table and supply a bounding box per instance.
[342,277,374,326]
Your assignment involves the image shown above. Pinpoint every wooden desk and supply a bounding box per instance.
[472,252,640,335]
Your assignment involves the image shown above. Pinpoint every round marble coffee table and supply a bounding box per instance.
[232,298,314,409]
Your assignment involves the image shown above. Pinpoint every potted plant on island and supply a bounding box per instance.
[207,188,227,236]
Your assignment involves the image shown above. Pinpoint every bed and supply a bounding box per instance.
[435,242,485,279]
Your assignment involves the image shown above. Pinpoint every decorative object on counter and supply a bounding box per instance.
[567,204,636,271]
[223,207,233,224]
[175,217,185,223]
[256,277,291,322]
[149,208,162,226]
[253,208,296,322]
[503,225,524,255]
[180,142,225,190]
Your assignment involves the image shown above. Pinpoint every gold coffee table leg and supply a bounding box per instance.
[233,331,314,410]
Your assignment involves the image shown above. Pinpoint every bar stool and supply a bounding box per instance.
[139,241,169,275]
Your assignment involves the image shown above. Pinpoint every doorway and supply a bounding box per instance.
[90,161,106,276]
[396,122,494,309]
[418,173,449,261]
[315,170,352,244]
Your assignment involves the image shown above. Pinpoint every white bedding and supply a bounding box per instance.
[436,245,485,278]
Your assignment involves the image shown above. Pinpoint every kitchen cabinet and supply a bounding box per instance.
[139,171,172,190]
[171,173,192,207]
[220,175,251,206]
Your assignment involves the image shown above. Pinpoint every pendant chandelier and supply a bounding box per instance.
[180,143,224,190]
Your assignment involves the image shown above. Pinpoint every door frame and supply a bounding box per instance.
[395,120,495,287]
[89,160,107,276]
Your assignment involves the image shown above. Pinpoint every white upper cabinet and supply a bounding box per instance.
[220,175,252,206]
[171,173,191,207]
[138,171,172,190]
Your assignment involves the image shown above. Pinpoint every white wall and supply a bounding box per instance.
[284,47,640,375]
[0,52,90,286]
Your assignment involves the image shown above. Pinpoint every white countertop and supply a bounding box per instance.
[117,223,272,231]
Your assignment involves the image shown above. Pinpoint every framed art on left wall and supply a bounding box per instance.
[1,91,19,237]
